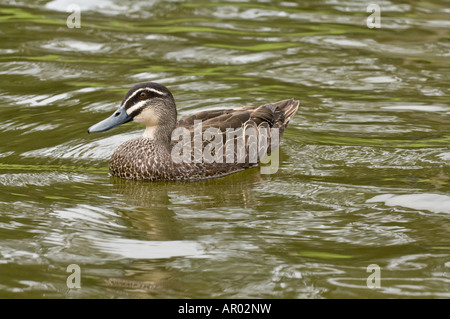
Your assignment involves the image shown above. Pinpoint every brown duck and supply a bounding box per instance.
[88,82,299,181]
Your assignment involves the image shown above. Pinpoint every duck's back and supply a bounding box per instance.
[177,99,298,137]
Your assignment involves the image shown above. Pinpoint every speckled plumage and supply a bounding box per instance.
[89,82,299,181]
[109,138,250,181]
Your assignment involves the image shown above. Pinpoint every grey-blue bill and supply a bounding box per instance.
[88,106,132,133]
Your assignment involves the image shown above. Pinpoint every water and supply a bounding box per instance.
[0,0,449,298]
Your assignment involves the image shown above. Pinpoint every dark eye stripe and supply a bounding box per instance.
[121,87,166,107]
[124,87,167,116]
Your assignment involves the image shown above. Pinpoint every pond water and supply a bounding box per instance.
[0,0,449,298]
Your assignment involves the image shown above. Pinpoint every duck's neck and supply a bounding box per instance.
[142,125,172,147]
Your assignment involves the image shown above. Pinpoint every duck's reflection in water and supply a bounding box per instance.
[103,166,266,298]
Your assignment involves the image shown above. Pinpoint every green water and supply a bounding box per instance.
[0,0,449,298]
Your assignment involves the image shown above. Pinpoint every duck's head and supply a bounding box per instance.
[88,82,177,141]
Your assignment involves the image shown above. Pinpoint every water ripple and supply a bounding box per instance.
[367,193,450,214]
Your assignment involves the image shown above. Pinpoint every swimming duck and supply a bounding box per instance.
[88,82,299,181]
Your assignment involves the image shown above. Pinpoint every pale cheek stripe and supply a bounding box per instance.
[126,100,147,115]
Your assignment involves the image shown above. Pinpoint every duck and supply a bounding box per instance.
[88,82,299,181]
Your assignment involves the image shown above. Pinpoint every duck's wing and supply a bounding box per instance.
[177,98,299,133]
[173,99,299,162]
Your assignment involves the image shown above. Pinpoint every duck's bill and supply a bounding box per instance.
[88,106,132,133]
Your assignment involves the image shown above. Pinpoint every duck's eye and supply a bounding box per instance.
[139,92,148,99]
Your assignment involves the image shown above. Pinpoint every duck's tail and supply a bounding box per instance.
[281,98,300,126]
[257,98,299,140]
